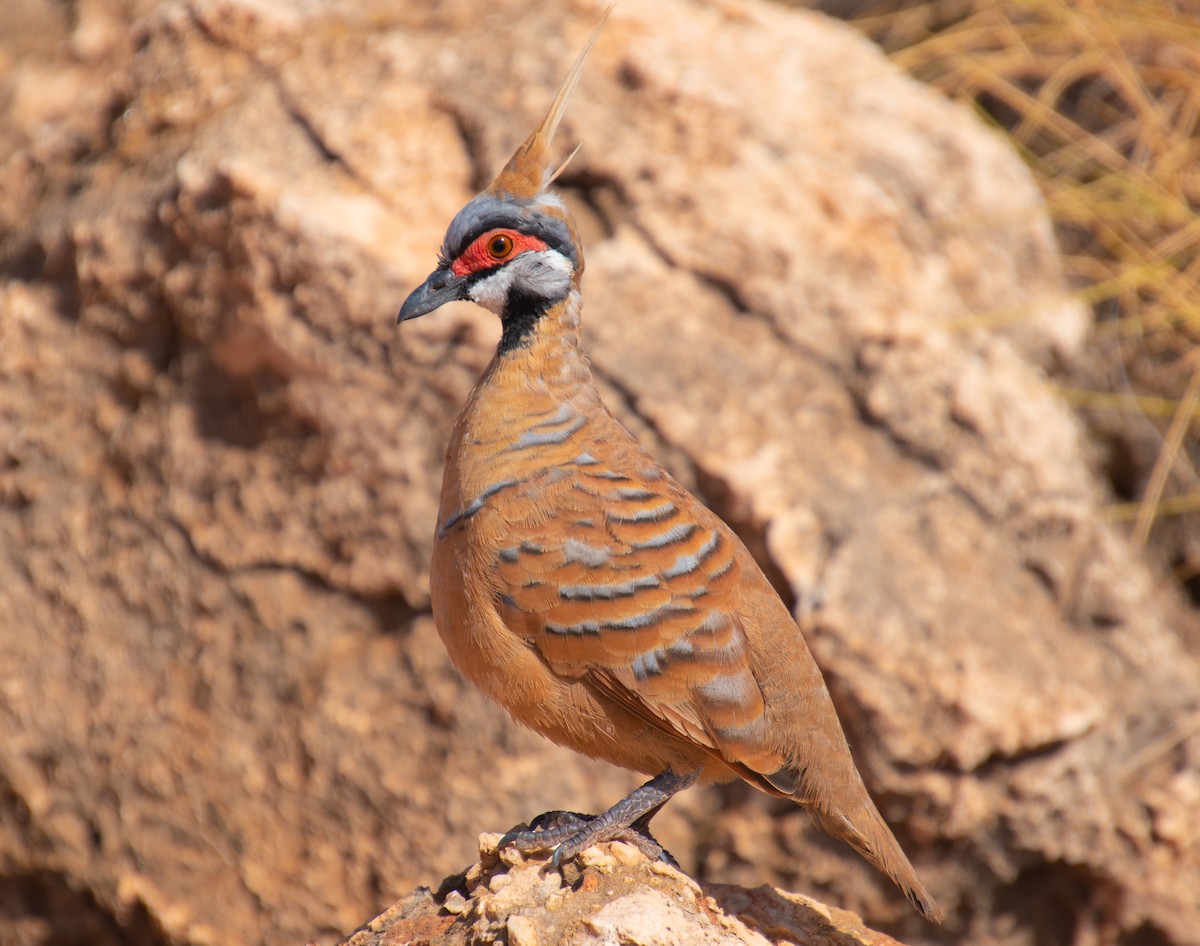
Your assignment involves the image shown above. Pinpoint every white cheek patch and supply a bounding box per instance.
[468,266,517,314]
[468,250,572,314]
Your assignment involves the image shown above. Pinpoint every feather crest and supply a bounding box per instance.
[488,7,612,199]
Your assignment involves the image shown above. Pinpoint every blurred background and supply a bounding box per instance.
[1,1,1197,945]
[819,0,1200,599]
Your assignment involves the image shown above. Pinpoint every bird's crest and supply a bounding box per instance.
[487,7,612,200]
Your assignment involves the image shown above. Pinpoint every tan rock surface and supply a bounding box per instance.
[342,837,907,946]
[1,1,1197,946]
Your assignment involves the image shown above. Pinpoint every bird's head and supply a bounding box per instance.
[397,12,608,349]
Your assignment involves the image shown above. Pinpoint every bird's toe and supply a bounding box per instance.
[500,810,594,853]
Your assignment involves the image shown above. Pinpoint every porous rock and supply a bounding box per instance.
[340,837,906,946]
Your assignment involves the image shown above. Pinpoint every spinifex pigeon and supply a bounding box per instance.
[398,11,941,923]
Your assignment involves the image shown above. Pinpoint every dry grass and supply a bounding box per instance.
[844,0,1200,596]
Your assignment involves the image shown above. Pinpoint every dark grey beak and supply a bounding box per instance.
[397,267,466,323]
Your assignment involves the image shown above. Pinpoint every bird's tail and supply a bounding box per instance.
[807,800,943,923]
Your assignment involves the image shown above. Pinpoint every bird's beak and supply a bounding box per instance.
[397,267,466,323]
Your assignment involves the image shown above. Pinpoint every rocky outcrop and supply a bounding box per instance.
[344,838,909,946]
[1,1,1197,946]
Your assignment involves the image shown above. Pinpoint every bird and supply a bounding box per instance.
[397,10,942,923]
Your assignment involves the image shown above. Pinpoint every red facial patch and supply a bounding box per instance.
[451,229,549,277]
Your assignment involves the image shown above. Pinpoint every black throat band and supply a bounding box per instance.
[498,289,553,354]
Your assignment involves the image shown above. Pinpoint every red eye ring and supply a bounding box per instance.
[488,233,515,260]
[451,229,549,277]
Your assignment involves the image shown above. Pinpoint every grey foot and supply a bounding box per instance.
[497,769,700,869]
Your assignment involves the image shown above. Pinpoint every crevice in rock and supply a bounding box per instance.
[0,235,50,285]
[439,101,493,195]
[968,735,1077,777]
[1120,921,1177,946]
[993,861,1126,946]
[691,464,798,614]
[277,92,345,168]
[359,591,423,637]
[184,3,382,204]
[160,515,424,618]
[549,164,838,375]
[623,214,839,376]
[0,869,171,946]
[188,361,296,450]
[554,167,622,240]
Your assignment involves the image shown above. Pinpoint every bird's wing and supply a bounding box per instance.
[492,456,787,779]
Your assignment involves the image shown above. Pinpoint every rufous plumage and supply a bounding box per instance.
[398,10,942,922]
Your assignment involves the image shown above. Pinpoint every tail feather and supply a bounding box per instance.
[807,803,943,923]
[733,751,942,920]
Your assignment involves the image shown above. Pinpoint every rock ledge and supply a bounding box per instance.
[341,835,907,946]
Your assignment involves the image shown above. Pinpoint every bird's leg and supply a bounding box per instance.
[550,768,700,866]
[500,769,700,867]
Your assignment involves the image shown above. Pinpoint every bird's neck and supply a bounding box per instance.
[486,289,593,403]
[442,290,600,507]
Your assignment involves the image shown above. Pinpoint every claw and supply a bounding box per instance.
[497,825,528,849]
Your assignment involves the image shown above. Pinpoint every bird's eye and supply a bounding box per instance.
[488,233,515,260]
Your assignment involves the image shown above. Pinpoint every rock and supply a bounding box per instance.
[340,838,907,946]
[1,1,1198,946]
